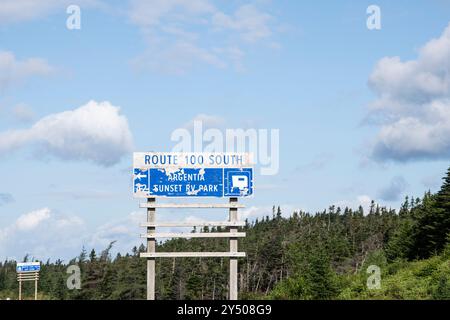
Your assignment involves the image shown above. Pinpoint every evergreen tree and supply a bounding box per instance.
[89,249,97,262]
[2,169,449,300]
[303,249,339,299]
[432,168,450,252]
[387,169,450,260]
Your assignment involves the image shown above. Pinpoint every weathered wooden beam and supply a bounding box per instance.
[141,232,246,238]
[17,278,39,281]
[16,271,40,274]
[17,274,39,278]
[139,203,245,209]
[140,221,246,227]
[140,252,246,258]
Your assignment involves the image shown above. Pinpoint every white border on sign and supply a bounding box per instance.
[132,153,255,199]
[16,262,40,267]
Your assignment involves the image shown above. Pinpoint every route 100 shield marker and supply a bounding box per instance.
[133,152,254,300]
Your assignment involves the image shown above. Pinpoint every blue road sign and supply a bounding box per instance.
[133,167,253,198]
[16,263,40,273]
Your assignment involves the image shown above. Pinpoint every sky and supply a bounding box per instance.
[0,0,449,261]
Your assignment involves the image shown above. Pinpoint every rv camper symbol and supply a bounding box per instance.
[232,175,248,191]
[225,170,252,196]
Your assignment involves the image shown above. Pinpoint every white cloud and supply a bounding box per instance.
[372,99,450,161]
[132,40,226,74]
[88,211,145,254]
[0,208,146,261]
[367,22,450,162]
[0,207,86,260]
[11,103,35,122]
[212,4,273,42]
[0,0,62,24]
[215,46,246,71]
[0,100,134,166]
[0,208,149,261]
[129,0,277,74]
[54,216,84,229]
[239,206,272,220]
[0,51,53,90]
[15,208,51,231]
[0,0,104,24]
[129,0,214,27]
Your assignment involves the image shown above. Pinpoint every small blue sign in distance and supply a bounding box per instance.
[16,263,40,273]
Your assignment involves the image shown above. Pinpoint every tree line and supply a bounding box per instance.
[1,168,449,299]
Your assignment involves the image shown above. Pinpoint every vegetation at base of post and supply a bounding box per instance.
[1,168,450,300]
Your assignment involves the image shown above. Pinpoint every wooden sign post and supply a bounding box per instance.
[229,197,239,300]
[146,197,156,300]
[139,198,246,300]
[16,262,40,300]
[133,152,253,300]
